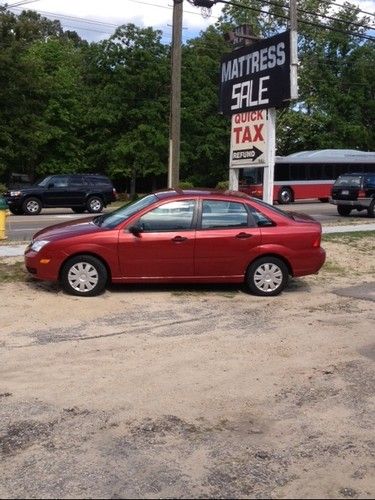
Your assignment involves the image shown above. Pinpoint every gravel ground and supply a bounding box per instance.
[0,236,374,499]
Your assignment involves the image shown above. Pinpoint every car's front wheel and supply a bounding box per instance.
[337,205,352,216]
[60,255,108,296]
[246,256,289,296]
[22,197,42,215]
[86,196,103,213]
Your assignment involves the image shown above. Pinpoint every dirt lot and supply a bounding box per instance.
[0,234,374,499]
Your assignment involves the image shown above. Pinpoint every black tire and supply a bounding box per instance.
[86,196,103,214]
[319,197,329,203]
[60,255,108,297]
[71,207,86,214]
[246,256,289,296]
[8,206,24,215]
[278,187,293,205]
[367,199,375,218]
[337,205,352,216]
[22,197,42,215]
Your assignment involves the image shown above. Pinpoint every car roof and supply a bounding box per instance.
[154,189,252,201]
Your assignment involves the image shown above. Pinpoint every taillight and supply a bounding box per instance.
[358,190,366,198]
[313,234,321,248]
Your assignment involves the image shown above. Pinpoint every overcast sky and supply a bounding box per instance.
[2,0,375,43]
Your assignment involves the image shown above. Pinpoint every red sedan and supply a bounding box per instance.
[25,189,326,297]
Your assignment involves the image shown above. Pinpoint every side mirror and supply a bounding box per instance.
[129,222,144,235]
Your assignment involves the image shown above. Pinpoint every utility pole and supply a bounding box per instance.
[168,0,183,189]
[289,0,298,99]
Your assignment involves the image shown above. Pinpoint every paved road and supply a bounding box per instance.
[3,201,372,241]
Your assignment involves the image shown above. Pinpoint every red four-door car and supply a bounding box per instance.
[24,189,326,297]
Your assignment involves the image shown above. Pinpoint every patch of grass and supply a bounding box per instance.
[0,261,27,282]
[323,231,375,254]
[322,261,346,275]
[323,231,375,242]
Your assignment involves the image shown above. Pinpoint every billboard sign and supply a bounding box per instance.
[230,110,268,168]
[220,31,291,115]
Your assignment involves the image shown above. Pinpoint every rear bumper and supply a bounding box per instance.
[330,198,372,208]
[293,247,326,277]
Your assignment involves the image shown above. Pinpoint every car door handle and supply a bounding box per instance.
[235,232,253,239]
[172,236,188,243]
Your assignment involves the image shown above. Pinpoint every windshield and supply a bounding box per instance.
[334,175,362,187]
[94,194,158,229]
[36,176,53,187]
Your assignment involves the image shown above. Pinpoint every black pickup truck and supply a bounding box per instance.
[330,172,375,217]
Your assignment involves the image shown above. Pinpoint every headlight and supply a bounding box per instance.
[10,191,22,197]
[30,240,50,252]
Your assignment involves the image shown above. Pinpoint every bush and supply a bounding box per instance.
[0,183,7,194]
[178,181,194,189]
[216,180,229,191]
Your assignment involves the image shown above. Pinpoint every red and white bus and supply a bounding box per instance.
[239,149,375,204]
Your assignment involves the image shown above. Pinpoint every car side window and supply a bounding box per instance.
[201,200,252,229]
[247,205,275,227]
[69,176,85,187]
[138,200,196,232]
[50,176,69,188]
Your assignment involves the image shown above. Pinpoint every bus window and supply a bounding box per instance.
[290,163,307,180]
[309,164,323,180]
[275,163,290,181]
[323,164,334,179]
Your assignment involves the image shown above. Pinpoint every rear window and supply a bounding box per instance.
[334,175,362,187]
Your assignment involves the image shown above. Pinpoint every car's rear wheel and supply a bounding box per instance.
[278,187,293,205]
[71,207,86,214]
[61,255,108,296]
[22,197,42,215]
[368,199,375,218]
[337,205,352,216]
[246,256,289,296]
[319,197,329,203]
[87,196,103,213]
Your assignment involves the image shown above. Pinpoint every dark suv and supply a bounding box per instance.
[330,172,375,217]
[4,174,117,215]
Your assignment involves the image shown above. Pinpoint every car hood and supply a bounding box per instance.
[32,217,104,241]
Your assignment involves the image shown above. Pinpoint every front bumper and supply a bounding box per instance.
[4,197,22,208]
[24,248,62,282]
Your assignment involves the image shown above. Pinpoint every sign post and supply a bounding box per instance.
[262,108,276,204]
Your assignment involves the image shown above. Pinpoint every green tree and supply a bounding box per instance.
[82,24,170,194]
[180,26,231,186]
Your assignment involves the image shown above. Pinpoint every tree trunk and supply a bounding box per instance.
[130,167,136,197]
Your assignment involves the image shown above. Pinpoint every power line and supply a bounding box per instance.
[248,0,375,29]
[7,0,39,6]
[218,0,375,41]
[3,0,375,42]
